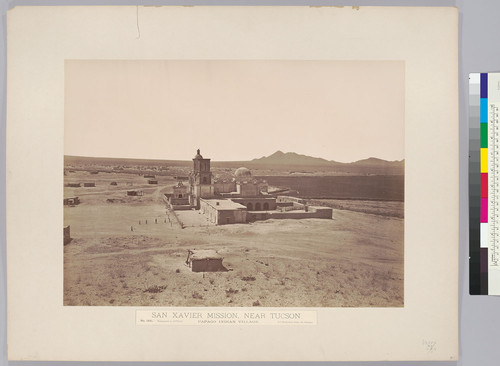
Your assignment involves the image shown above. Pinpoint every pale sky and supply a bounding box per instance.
[65,60,404,163]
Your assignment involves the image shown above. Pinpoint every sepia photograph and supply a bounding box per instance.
[7,6,459,361]
[63,60,405,307]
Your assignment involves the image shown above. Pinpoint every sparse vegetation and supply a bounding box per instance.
[192,291,203,300]
[143,284,167,293]
[225,288,239,297]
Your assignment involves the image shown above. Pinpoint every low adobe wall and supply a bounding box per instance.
[246,211,269,222]
[247,206,332,221]
[171,204,193,211]
[267,206,332,220]
[276,196,307,204]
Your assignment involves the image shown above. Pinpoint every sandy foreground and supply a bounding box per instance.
[64,182,403,307]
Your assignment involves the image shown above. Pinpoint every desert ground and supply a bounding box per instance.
[63,169,404,307]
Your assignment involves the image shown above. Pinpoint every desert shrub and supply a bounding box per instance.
[252,300,260,306]
[143,284,167,293]
[225,288,239,297]
[192,291,203,300]
[241,276,256,282]
[175,269,180,273]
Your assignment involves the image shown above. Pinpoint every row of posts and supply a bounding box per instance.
[130,212,173,231]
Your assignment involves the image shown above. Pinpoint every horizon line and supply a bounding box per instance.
[64,153,405,164]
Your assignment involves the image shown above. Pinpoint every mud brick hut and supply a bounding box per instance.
[186,249,224,272]
[63,225,71,245]
[127,190,143,196]
[63,197,80,206]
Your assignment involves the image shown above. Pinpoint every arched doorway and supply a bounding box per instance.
[255,203,261,211]
[263,202,269,210]
[247,203,253,211]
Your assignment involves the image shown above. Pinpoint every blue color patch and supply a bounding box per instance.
[481,98,488,123]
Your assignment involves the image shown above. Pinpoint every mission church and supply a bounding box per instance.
[165,149,332,225]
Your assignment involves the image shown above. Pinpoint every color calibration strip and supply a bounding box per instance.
[470,72,500,295]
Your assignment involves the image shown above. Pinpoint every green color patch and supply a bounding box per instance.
[481,123,488,148]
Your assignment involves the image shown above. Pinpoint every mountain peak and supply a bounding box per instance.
[251,151,330,166]
[269,150,285,156]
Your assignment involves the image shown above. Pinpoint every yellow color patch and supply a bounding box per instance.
[481,148,488,173]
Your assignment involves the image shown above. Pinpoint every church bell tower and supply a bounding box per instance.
[189,149,214,207]
[193,149,212,185]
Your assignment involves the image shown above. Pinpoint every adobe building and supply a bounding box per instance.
[127,190,143,196]
[164,181,192,210]
[63,197,80,206]
[63,225,72,245]
[172,181,189,205]
[200,198,247,225]
[213,178,236,195]
[186,249,225,272]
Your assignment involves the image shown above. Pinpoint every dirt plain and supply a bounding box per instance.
[64,168,404,307]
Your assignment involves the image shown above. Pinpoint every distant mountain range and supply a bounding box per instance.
[65,150,404,175]
[251,150,404,168]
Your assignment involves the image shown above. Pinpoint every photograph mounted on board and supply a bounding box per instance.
[63,60,404,307]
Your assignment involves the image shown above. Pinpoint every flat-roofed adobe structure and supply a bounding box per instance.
[63,197,80,206]
[185,249,225,272]
[200,199,247,225]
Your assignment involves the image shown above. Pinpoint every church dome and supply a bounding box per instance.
[235,167,252,177]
